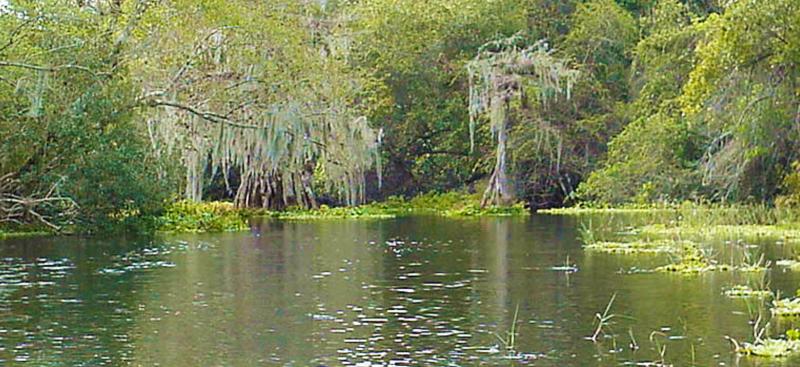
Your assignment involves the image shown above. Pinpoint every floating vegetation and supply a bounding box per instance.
[270,192,530,220]
[638,224,800,243]
[771,298,800,317]
[266,205,397,220]
[729,317,800,358]
[655,244,727,274]
[584,240,683,255]
[548,204,800,250]
[733,338,800,357]
[737,253,770,273]
[540,206,678,215]
[158,201,249,233]
[776,259,800,271]
[723,285,772,299]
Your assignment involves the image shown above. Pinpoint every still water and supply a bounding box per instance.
[0,215,798,366]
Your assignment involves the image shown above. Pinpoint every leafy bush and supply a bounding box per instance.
[777,162,800,208]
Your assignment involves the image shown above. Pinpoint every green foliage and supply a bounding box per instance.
[2,0,798,232]
[655,243,725,274]
[584,240,683,254]
[158,201,249,233]
[777,162,800,208]
[262,191,529,220]
[723,285,772,299]
[0,229,51,239]
[0,2,173,234]
[735,338,800,358]
[155,192,528,231]
[348,0,572,197]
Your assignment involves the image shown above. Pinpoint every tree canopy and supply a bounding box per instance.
[1,0,798,232]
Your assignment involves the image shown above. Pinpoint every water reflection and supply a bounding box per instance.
[0,216,799,365]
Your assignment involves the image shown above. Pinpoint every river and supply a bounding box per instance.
[0,215,798,366]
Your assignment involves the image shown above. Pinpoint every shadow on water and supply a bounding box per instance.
[0,215,799,366]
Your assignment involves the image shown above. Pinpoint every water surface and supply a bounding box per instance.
[1,215,798,366]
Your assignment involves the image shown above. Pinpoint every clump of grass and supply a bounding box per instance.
[737,253,770,273]
[584,240,684,255]
[577,220,596,244]
[158,201,249,233]
[723,285,772,299]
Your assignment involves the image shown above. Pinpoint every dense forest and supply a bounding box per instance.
[1,0,799,233]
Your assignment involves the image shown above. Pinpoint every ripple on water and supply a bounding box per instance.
[96,241,213,276]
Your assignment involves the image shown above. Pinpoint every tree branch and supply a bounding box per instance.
[0,61,105,77]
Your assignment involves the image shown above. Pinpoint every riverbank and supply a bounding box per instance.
[0,229,53,240]
[157,192,529,233]
[0,192,529,237]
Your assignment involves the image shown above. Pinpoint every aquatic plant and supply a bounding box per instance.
[590,293,617,342]
[265,204,397,220]
[158,201,249,233]
[723,285,772,299]
[737,253,770,273]
[644,331,673,367]
[639,224,800,243]
[157,192,531,232]
[772,297,800,317]
[540,204,679,215]
[443,202,529,217]
[577,220,596,245]
[732,338,800,357]
[547,203,800,246]
[584,240,682,255]
[776,259,800,271]
[494,304,520,354]
[728,316,800,357]
[656,244,725,274]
